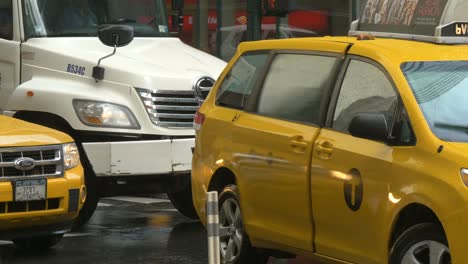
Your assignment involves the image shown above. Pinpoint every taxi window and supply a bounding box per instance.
[333,59,398,133]
[216,53,269,110]
[402,61,468,142]
[0,0,13,40]
[257,53,336,124]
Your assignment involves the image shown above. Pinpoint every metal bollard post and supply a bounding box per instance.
[207,191,220,264]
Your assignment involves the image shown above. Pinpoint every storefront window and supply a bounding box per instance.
[167,0,360,61]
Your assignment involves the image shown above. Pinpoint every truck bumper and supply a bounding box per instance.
[82,138,195,177]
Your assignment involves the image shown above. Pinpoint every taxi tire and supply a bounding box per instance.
[389,223,450,264]
[167,181,199,219]
[13,234,64,250]
[70,154,98,231]
[218,185,268,264]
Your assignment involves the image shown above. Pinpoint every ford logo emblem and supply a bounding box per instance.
[14,157,36,171]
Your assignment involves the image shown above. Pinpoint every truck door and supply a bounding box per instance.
[0,0,20,107]
[311,56,409,263]
[233,47,347,251]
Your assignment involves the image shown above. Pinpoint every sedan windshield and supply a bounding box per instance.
[402,61,468,142]
[22,0,169,39]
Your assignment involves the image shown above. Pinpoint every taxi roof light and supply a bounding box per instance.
[349,0,468,44]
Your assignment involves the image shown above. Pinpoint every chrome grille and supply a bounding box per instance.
[137,89,200,128]
[0,146,63,181]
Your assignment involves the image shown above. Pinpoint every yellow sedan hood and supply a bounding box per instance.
[0,116,72,147]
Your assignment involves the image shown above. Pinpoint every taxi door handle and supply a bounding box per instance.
[315,141,334,155]
[290,136,308,152]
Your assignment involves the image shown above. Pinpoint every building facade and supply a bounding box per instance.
[166,0,366,61]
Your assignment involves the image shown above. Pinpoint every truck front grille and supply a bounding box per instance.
[0,146,63,180]
[137,89,200,128]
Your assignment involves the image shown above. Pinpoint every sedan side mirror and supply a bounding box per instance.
[93,24,134,82]
[349,112,389,142]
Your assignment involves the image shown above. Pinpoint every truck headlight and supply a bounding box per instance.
[63,143,80,170]
[73,100,140,129]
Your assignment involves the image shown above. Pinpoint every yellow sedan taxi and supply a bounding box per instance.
[0,116,85,249]
[192,1,468,263]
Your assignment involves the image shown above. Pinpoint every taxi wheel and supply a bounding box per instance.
[167,182,199,219]
[70,155,98,231]
[218,185,267,264]
[389,223,451,264]
[13,234,64,250]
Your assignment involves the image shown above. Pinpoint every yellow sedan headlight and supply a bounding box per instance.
[63,143,80,170]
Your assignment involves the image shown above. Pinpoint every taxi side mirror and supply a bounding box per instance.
[349,113,389,142]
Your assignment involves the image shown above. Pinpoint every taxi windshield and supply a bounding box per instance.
[402,61,468,142]
[21,0,169,39]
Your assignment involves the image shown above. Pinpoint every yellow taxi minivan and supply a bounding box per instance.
[0,115,85,249]
[192,1,468,263]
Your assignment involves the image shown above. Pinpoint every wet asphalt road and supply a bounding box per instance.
[0,196,318,264]
[0,196,207,264]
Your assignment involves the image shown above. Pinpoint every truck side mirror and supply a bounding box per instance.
[98,24,134,48]
[263,0,289,16]
[93,24,134,82]
[349,112,389,142]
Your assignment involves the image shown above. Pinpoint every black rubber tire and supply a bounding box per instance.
[167,182,199,219]
[218,185,268,264]
[70,152,98,231]
[13,234,64,250]
[14,113,98,231]
[389,223,451,264]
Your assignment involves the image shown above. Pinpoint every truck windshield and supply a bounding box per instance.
[22,0,169,39]
[402,61,468,142]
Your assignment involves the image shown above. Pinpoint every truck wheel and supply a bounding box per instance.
[389,223,451,264]
[167,182,198,219]
[218,185,267,264]
[13,234,64,250]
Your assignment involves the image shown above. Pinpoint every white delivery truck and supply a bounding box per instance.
[0,0,226,229]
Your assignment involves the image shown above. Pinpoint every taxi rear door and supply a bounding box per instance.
[233,41,350,252]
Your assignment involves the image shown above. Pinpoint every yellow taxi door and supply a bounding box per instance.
[201,52,271,175]
[233,50,346,252]
[311,57,410,263]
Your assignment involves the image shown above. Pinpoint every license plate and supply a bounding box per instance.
[14,179,47,201]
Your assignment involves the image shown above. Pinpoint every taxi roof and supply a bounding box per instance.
[238,0,468,63]
[237,36,468,64]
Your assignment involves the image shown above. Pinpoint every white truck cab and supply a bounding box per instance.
[0,0,226,229]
